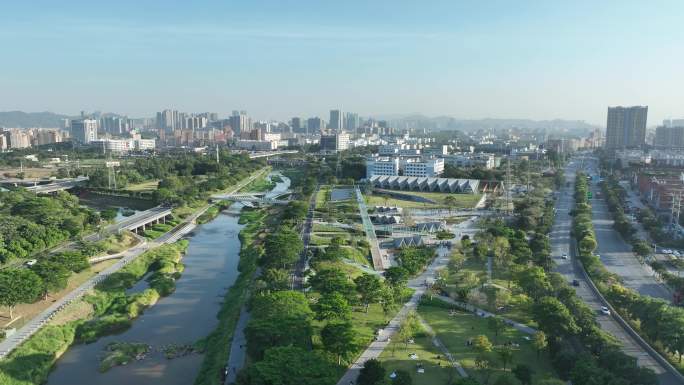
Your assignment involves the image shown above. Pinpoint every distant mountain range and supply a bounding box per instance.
[376,114,599,133]
[0,111,72,128]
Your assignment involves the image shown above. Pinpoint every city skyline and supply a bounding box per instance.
[1,1,683,125]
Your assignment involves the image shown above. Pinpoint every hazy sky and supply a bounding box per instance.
[1,0,682,125]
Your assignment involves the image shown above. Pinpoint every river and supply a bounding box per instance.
[47,172,289,385]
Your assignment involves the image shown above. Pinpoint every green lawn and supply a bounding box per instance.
[378,333,456,385]
[315,187,330,209]
[125,179,159,192]
[239,174,275,193]
[418,301,557,384]
[366,192,481,209]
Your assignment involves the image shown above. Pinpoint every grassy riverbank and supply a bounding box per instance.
[0,241,188,385]
[193,207,267,385]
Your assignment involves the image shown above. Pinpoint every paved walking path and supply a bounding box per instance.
[335,245,452,385]
[225,307,250,384]
[417,315,468,378]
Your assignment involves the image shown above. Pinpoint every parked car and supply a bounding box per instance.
[572,280,580,287]
[600,306,611,316]
[674,251,681,257]
[561,254,569,260]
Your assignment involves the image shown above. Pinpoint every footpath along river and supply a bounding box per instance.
[47,173,289,385]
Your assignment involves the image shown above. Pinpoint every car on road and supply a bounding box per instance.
[572,279,580,287]
[561,254,568,259]
[24,259,37,267]
[600,306,611,316]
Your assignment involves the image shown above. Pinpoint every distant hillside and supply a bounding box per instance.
[375,114,599,133]
[0,111,72,128]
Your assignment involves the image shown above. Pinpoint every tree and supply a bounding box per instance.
[398,311,422,350]
[473,334,493,355]
[444,195,458,213]
[487,316,507,342]
[532,331,548,358]
[0,268,43,319]
[315,292,352,321]
[496,345,514,370]
[354,273,383,312]
[512,364,533,385]
[241,346,338,385]
[357,358,385,385]
[260,268,291,292]
[245,291,314,360]
[309,267,355,297]
[263,226,304,268]
[515,266,551,300]
[532,297,580,338]
[455,271,481,301]
[321,321,357,365]
[384,266,409,288]
[493,373,522,385]
[32,260,71,300]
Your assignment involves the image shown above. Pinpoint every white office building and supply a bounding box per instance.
[366,157,400,178]
[402,157,444,177]
[366,156,444,178]
[90,138,156,153]
[236,140,278,151]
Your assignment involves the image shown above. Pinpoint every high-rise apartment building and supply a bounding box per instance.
[101,116,128,135]
[307,117,325,133]
[605,106,648,149]
[344,112,359,132]
[230,110,252,137]
[329,109,342,131]
[663,118,684,128]
[654,125,684,148]
[291,117,303,133]
[156,109,178,132]
[71,119,98,144]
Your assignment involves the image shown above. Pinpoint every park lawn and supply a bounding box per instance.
[343,246,371,267]
[239,174,275,193]
[366,192,481,210]
[418,302,557,384]
[312,223,348,233]
[125,179,160,192]
[315,186,330,209]
[314,259,365,279]
[378,333,455,385]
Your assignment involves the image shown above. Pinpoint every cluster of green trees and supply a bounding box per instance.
[572,173,601,274]
[0,190,100,263]
[239,236,413,384]
[443,165,503,181]
[85,152,264,206]
[394,246,436,276]
[607,285,684,362]
[480,222,658,384]
[459,190,656,384]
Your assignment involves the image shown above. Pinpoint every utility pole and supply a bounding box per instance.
[216,145,220,164]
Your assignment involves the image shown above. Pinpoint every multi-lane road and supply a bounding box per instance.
[550,159,681,385]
